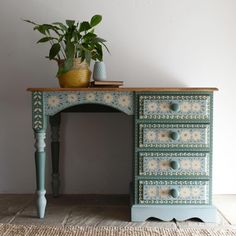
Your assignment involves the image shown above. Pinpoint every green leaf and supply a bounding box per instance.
[90,15,102,27]
[83,32,97,41]
[49,43,60,59]
[37,37,53,43]
[64,58,73,71]
[94,43,103,61]
[53,22,68,31]
[57,66,65,77]
[57,58,73,76]
[65,41,75,58]
[79,21,91,32]
[34,25,46,35]
[66,20,75,27]
[85,51,92,65]
[58,35,64,42]
[77,32,82,40]
[101,42,110,54]
[23,19,37,25]
[96,37,107,42]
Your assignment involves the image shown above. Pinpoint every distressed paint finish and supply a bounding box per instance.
[34,131,47,219]
[138,94,211,121]
[138,180,210,205]
[139,123,210,149]
[29,88,217,221]
[139,152,210,177]
[32,92,47,131]
[133,91,216,222]
[44,91,134,115]
[32,91,48,218]
[131,205,217,222]
[30,89,134,218]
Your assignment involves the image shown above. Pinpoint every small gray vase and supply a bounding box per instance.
[93,61,107,81]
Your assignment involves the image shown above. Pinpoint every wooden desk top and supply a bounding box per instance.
[27,87,218,92]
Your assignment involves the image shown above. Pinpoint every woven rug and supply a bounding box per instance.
[1,224,236,236]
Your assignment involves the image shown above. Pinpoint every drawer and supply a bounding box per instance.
[138,124,210,149]
[138,94,211,121]
[138,180,210,205]
[138,152,210,177]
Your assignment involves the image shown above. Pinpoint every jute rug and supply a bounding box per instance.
[1,224,236,236]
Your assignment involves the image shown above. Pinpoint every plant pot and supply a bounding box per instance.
[93,61,107,81]
[57,58,91,88]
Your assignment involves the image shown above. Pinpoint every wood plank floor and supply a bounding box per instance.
[0,194,235,229]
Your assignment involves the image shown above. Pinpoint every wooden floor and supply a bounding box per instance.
[0,194,235,229]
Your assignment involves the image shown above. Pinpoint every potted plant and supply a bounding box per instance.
[24,15,109,87]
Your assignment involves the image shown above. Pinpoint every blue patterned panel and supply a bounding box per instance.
[139,152,210,177]
[138,180,209,205]
[43,91,134,115]
[32,92,47,131]
[138,95,211,121]
[139,124,210,149]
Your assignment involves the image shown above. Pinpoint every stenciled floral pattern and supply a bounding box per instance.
[191,160,201,171]
[180,187,191,198]
[67,93,78,103]
[141,124,209,148]
[147,102,158,112]
[48,96,60,107]
[159,188,169,198]
[159,160,169,170]
[140,95,211,120]
[32,92,45,130]
[157,131,169,142]
[145,131,156,142]
[141,153,209,176]
[147,160,158,170]
[103,93,113,104]
[192,103,202,112]
[192,131,201,141]
[181,102,191,112]
[146,187,158,198]
[86,93,96,101]
[118,95,131,107]
[180,160,191,169]
[191,188,201,197]
[159,102,170,112]
[141,180,209,204]
[180,130,191,141]
[44,91,133,115]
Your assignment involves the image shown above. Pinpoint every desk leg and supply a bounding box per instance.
[49,113,61,197]
[34,131,47,219]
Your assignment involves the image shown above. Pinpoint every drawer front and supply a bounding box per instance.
[138,180,210,205]
[138,124,210,149]
[138,94,211,121]
[139,152,210,177]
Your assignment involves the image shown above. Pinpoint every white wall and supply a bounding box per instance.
[0,0,236,194]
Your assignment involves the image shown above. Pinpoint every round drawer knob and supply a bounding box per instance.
[170,160,180,170]
[170,103,180,112]
[170,131,180,141]
[170,188,179,198]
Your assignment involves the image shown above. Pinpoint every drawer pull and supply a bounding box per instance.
[170,188,179,198]
[170,160,180,170]
[170,103,180,112]
[170,131,180,141]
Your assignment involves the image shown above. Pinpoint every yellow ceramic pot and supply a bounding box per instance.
[57,58,91,88]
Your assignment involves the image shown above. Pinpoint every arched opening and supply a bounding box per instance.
[62,103,126,113]
[55,103,133,196]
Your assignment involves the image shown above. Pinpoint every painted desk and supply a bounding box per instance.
[28,87,218,222]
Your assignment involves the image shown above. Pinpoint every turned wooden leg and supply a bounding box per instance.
[34,131,47,219]
[49,113,61,197]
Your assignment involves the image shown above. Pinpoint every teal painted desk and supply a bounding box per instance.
[28,87,218,222]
